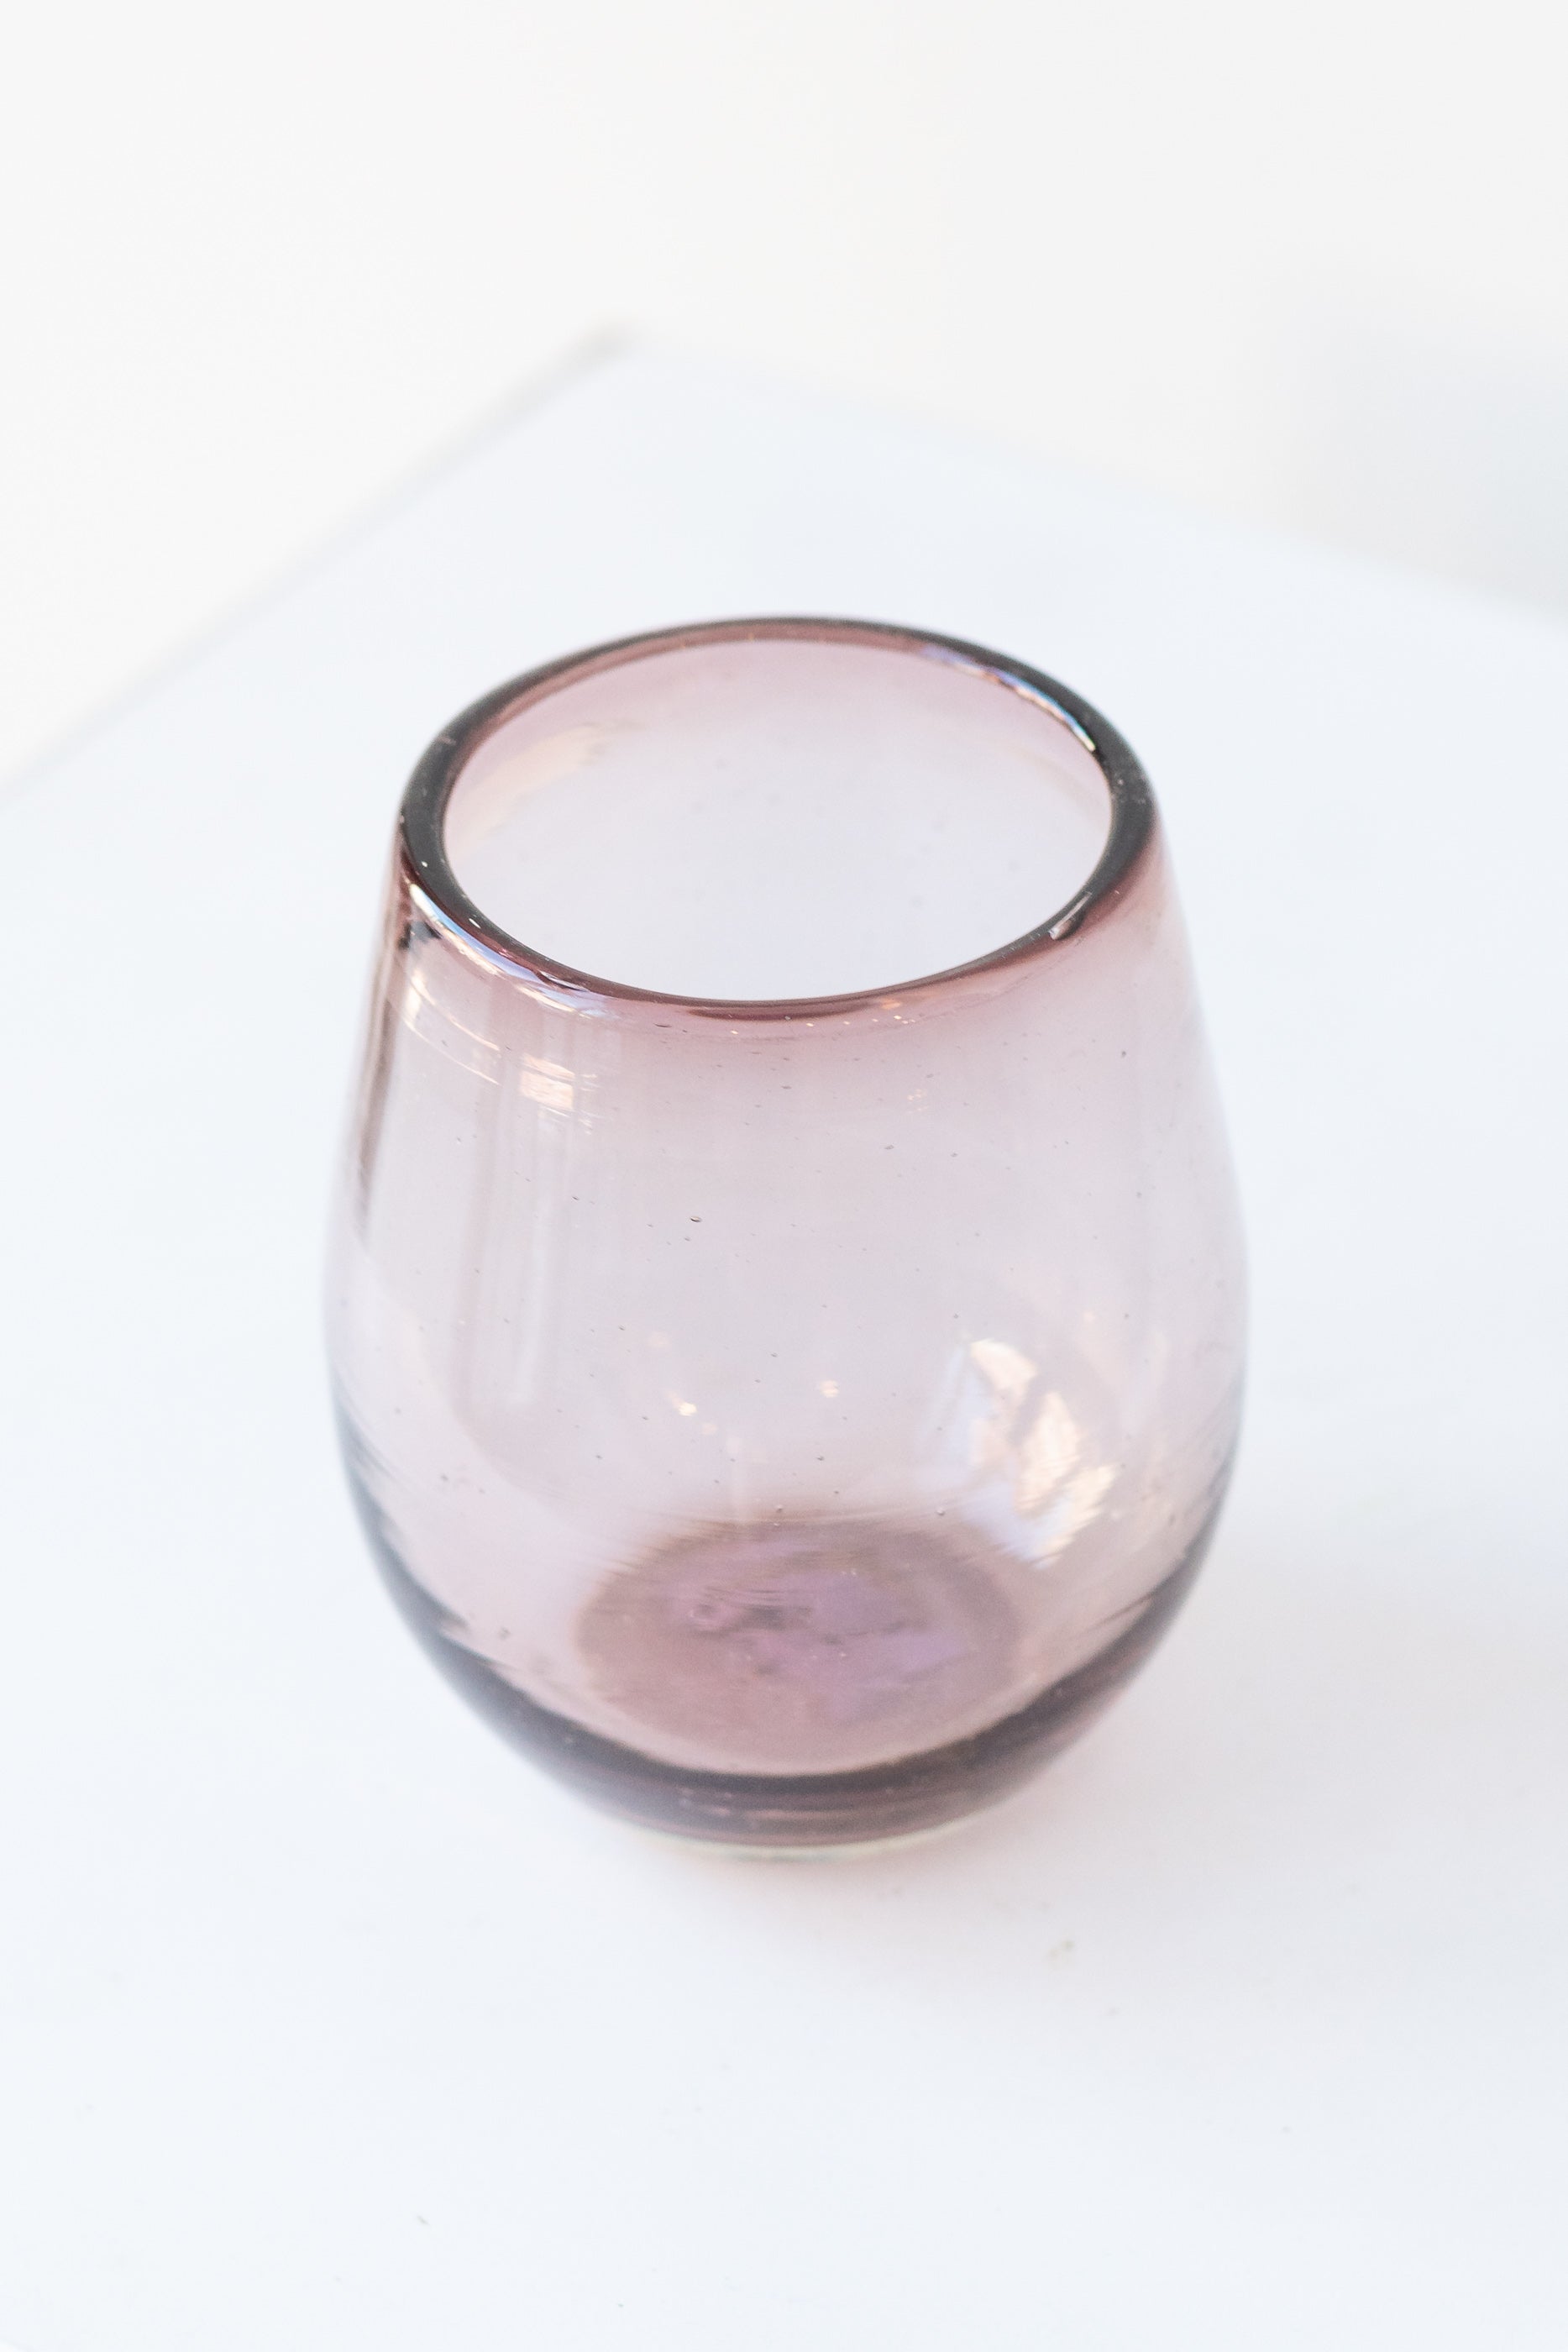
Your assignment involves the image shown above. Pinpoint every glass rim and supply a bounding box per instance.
[398,617,1157,1021]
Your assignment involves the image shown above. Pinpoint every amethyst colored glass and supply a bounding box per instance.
[327,619,1245,1849]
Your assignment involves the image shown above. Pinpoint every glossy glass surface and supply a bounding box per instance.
[327,619,1245,1847]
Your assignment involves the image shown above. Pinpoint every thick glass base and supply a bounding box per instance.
[344,1459,1221,1850]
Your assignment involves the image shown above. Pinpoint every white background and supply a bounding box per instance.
[5,0,1568,780]
[2,354,1565,2352]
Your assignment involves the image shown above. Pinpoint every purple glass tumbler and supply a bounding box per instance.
[327,619,1245,1849]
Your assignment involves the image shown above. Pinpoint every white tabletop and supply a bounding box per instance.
[3,351,1565,2352]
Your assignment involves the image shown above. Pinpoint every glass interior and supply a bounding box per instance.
[443,634,1113,1000]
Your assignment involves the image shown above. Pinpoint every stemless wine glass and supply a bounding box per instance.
[327,618,1245,1850]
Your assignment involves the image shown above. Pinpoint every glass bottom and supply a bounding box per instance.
[343,1454,1221,1849]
